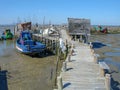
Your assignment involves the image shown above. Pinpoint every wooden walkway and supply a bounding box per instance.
[56,29,109,90]
[61,43,106,90]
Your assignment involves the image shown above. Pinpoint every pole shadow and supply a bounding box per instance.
[92,42,106,49]
[0,70,8,90]
[111,77,120,90]
[63,82,71,88]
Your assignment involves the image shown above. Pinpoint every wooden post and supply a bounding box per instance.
[37,36,39,42]
[82,40,85,43]
[54,48,60,87]
[44,38,46,45]
[65,39,67,46]
[70,48,73,56]
[89,42,93,49]
[80,35,82,42]
[14,26,15,36]
[46,38,48,44]
[52,40,54,52]
[75,35,77,41]
[55,40,57,55]
[105,74,111,90]
[94,54,98,64]
[91,49,94,56]
[47,39,49,47]
[65,40,68,59]
[67,54,71,62]
[57,76,63,90]
[51,40,53,52]
[62,62,67,72]
[99,67,104,77]
[50,40,52,51]
[40,36,42,42]
[0,66,1,71]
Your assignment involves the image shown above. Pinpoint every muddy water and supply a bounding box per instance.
[0,40,57,90]
[90,34,120,89]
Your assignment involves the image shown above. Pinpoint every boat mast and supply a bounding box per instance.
[42,16,45,40]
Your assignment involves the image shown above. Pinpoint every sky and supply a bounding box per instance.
[0,0,120,25]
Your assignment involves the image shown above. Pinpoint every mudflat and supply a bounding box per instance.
[0,40,57,90]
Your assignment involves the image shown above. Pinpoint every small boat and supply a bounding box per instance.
[1,29,13,40]
[95,26,108,34]
[16,31,46,55]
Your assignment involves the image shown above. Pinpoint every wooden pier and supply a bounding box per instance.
[55,29,111,90]
[32,34,59,54]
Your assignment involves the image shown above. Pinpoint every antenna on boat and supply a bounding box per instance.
[48,20,51,35]
[43,16,45,29]
[42,16,45,40]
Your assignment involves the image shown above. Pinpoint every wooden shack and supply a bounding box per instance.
[18,22,31,30]
[68,18,91,43]
[14,22,32,36]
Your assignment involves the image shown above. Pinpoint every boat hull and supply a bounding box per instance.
[16,41,46,55]
[16,31,46,55]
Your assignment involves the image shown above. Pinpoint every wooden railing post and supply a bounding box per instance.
[0,66,1,71]
[89,42,93,49]
[105,74,111,90]
[67,54,71,62]
[57,76,63,90]
[62,62,67,72]
[94,54,98,64]
[82,40,85,43]
[99,67,105,77]
[91,49,94,55]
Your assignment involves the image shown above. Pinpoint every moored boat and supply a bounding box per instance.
[1,29,13,40]
[16,30,46,55]
[95,26,108,34]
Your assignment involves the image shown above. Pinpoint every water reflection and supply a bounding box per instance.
[104,52,120,57]
[113,48,120,51]
[92,42,106,49]
[103,58,120,72]
[105,43,112,47]
[0,40,15,56]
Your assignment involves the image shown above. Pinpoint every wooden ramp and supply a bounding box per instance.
[61,43,106,90]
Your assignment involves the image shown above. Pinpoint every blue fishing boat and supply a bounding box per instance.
[16,31,46,55]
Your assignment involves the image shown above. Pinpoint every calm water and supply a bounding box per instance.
[90,34,120,89]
